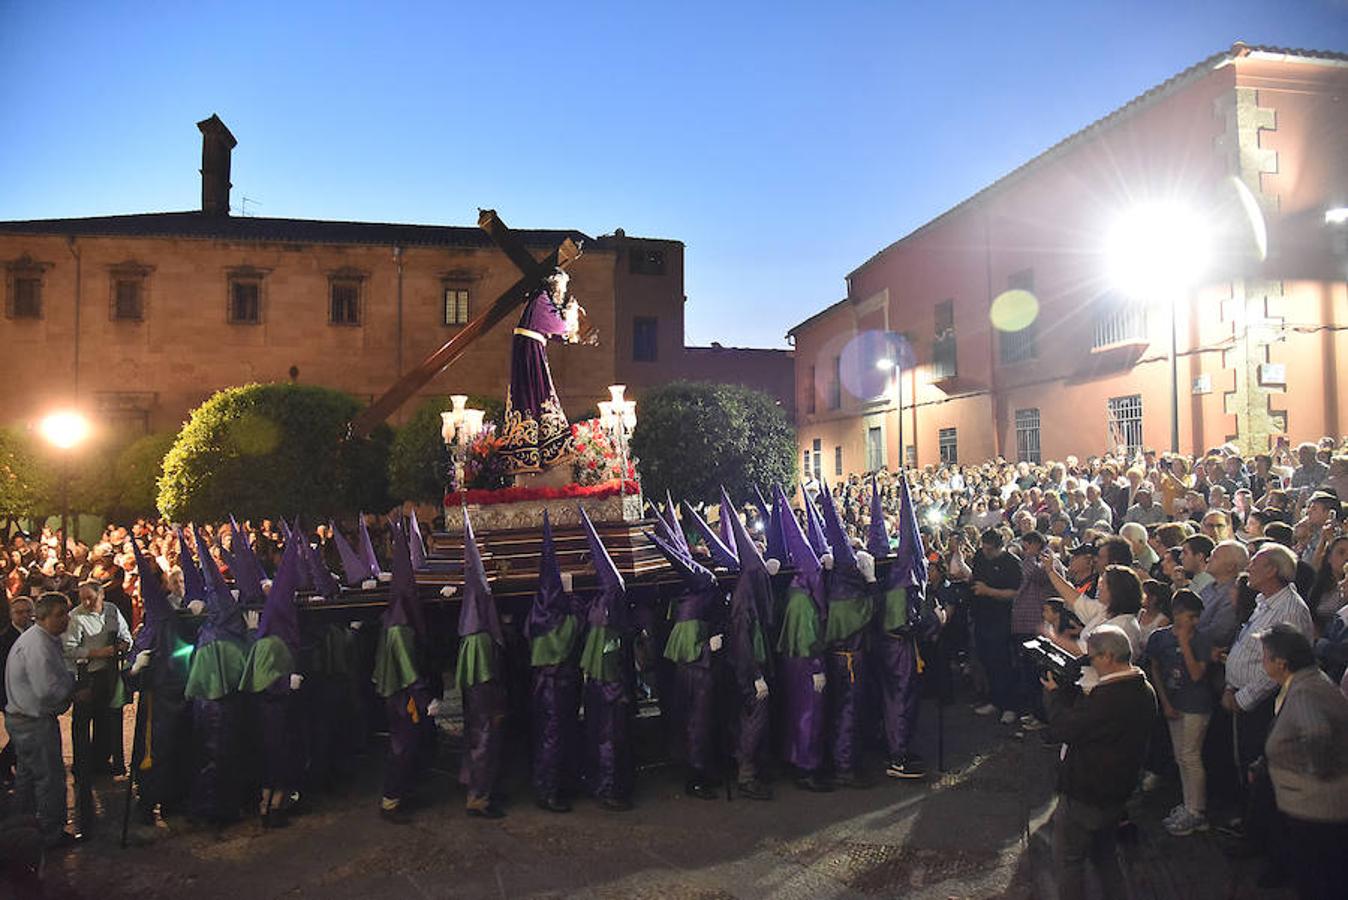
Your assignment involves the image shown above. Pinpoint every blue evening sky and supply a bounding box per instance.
[2,1,1345,348]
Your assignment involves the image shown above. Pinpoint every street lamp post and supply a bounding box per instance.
[37,410,92,565]
[875,358,902,471]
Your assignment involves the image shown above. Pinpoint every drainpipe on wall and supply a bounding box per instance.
[983,210,1003,459]
[393,245,404,377]
[65,236,81,400]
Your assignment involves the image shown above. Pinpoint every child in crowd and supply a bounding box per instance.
[1147,590,1211,836]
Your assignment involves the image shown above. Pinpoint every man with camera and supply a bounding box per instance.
[1042,624,1157,900]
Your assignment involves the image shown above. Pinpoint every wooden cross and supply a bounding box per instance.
[349,209,582,437]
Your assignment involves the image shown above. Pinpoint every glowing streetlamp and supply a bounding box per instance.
[441,395,487,508]
[37,409,92,564]
[1106,201,1211,454]
[598,385,637,497]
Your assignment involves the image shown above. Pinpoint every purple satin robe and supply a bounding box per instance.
[874,632,921,759]
[778,655,825,773]
[584,679,632,801]
[459,681,506,804]
[190,695,242,821]
[501,289,575,474]
[531,663,581,800]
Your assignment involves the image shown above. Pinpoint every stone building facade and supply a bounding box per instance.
[1,116,793,440]
[790,44,1348,477]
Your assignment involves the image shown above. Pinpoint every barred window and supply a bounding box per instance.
[629,247,666,275]
[9,275,42,318]
[834,445,843,476]
[633,316,658,362]
[999,269,1037,364]
[228,277,261,324]
[1093,296,1147,348]
[939,427,958,464]
[330,279,361,326]
[827,356,842,410]
[113,278,144,321]
[1107,394,1144,456]
[1015,408,1041,464]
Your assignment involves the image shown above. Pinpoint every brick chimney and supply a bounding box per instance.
[197,114,237,216]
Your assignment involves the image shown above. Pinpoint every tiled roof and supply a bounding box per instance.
[0,210,591,249]
[842,43,1348,282]
[786,297,851,339]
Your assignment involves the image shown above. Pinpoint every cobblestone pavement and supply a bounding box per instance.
[16,700,1296,900]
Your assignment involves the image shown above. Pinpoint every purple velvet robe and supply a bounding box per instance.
[501,288,576,474]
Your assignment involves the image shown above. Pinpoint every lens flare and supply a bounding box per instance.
[990,289,1039,333]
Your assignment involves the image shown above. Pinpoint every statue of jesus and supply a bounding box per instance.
[499,269,583,479]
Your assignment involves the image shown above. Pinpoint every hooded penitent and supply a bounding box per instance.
[526,511,577,645]
[407,508,428,571]
[662,490,690,556]
[185,526,249,702]
[357,514,384,579]
[878,472,928,632]
[228,516,268,603]
[373,521,425,699]
[755,486,786,566]
[680,500,739,570]
[818,483,875,645]
[456,508,502,689]
[238,537,303,693]
[295,519,341,600]
[773,483,828,773]
[525,510,584,804]
[280,520,315,595]
[803,490,831,560]
[130,532,178,660]
[578,504,627,679]
[866,475,891,559]
[330,520,371,587]
[647,527,720,664]
[176,525,208,605]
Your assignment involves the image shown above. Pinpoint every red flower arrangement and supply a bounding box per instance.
[445,478,639,507]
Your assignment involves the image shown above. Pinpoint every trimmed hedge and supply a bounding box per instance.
[158,383,391,521]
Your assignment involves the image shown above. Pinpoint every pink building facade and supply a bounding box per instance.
[790,44,1348,479]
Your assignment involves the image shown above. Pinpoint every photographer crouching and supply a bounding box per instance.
[1041,625,1156,900]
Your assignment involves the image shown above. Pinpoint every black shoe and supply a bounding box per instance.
[832,771,873,789]
[466,803,506,820]
[685,780,720,801]
[536,795,572,813]
[380,805,412,825]
[599,796,633,812]
[738,779,773,801]
[795,774,834,793]
[886,756,926,780]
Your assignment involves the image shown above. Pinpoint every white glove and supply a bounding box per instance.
[811,672,826,693]
[708,634,724,653]
[186,599,206,616]
[377,572,392,583]
[426,698,443,718]
[439,585,457,598]
[560,571,574,592]
[765,559,781,576]
[361,579,378,590]
[349,620,363,630]
[754,677,769,701]
[820,552,834,571]
[243,610,260,630]
[855,550,876,584]
[231,589,241,600]
[130,650,153,675]
[289,673,304,691]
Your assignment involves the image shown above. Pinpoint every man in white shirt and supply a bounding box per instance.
[1220,543,1314,853]
[5,593,81,848]
[64,581,132,780]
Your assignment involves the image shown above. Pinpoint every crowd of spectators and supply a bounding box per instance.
[809,437,1348,899]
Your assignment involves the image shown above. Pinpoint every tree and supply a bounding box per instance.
[0,427,51,520]
[630,381,796,505]
[387,394,503,504]
[158,383,392,521]
[113,431,178,518]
